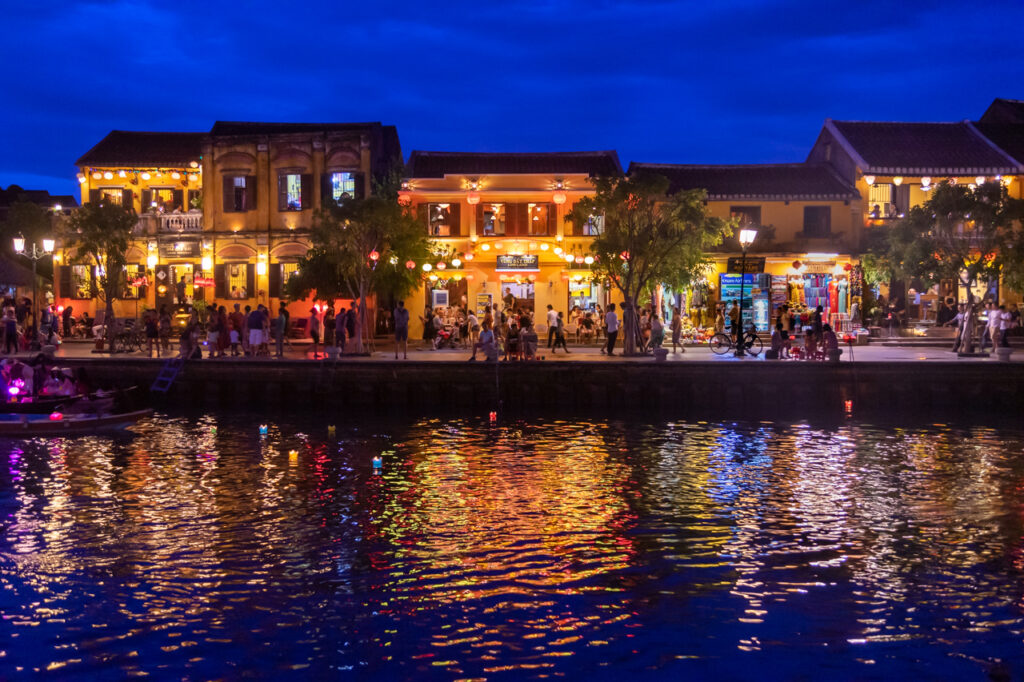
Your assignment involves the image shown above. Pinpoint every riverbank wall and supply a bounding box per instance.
[56,357,1024,417]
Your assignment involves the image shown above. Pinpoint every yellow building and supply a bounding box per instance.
[402,151,623,338]
[60,122,401,320]
[628,162,860,332]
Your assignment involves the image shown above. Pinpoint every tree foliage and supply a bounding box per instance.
[567,172,733,354]
[286,195,431,352]
[63,202,137,338]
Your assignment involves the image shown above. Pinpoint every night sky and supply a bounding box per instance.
[2,0,1022,197]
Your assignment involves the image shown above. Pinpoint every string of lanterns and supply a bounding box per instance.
[77,160,202,186]
[864,174,1014,191]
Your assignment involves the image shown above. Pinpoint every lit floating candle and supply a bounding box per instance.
[372,455,383,469]
[259,424,268,436]
[844,400,853,413]
[327,425,336,435]
[489,411,497,423]
[288,449,298,459]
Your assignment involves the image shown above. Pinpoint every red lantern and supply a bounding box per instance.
[405,260,415,270]
[436,262,446,270]
[552,191,567,205]
[575,256,584,264]
[843,263,853,272]
[397,191,412,206]
[467,191,480,205]
[620,251,630,261]
[368,250,380,261]
[792,260,802,270]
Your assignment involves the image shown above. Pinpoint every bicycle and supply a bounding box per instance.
[708,326,763,356]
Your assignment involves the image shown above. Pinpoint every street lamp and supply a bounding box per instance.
[13,234,55,350]
[734,227,758,357]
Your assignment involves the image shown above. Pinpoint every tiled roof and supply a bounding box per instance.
[406,151,623,178]
[0,187,78,209]
[979,98,1024,126]
[974,122,1024,166]
[210,121,382,136]
[827,120,1021,175]
[627,163,859,201]
[76,131,205,167]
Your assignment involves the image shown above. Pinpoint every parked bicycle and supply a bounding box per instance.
[709,324,763,356]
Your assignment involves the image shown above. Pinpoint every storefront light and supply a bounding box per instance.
[147,254,158,268]
[584,255,594,265]
[201,256,213,271]
[256,261,267,276]
[480,243,490,251]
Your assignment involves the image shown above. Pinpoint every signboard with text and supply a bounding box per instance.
[495,254,540,271]
[475,292,493,318]
[726,256,765,273]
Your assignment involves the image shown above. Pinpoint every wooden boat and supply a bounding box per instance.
[0,409,153,437]
[1,387,137,414]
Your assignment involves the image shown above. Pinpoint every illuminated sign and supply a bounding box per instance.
[495,254,539,271]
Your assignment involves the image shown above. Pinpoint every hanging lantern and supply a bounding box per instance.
[140,171,151,181]
[103,171,113,180]
[620,251,630,261]
[467,191,480,205]
[422,263,432,272]
[843,263,853,272]
[429,274,438,282]
[892,176,903,186]
[397,190,412,206]
[564,254,574,263]
[528,274,536,282]
[91,171,102,180]
[553,247,562,255]
[188,174,199,182]
[975,176,985,186]
[405,260,416,269]
[436,262,446,270]
[584,255,594,265]
[552,191,567,205]
[464,253,474,261]
[451,258,461,268]
[864,175,875,186]
[171,171,181,180]
[792,260,802,270]
[369,250,380,261]
[575,256,584,264]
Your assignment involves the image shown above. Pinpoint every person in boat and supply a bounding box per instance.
[74,367,93,396]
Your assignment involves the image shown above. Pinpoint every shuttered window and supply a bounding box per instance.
[428,203,461,236]
[527,203,555,236]
[803,206,831,237]
[224,175,257,212]
[278,174,311,211]
[478,203,506,236]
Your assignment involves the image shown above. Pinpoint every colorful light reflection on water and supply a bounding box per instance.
[1,415,1023,679]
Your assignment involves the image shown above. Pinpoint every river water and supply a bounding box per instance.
[1,413,1023,680]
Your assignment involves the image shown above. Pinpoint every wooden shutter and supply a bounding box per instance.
[353,172,365,199]
[89,189,100,205]
[58,266,71,298]
[301,174,313,210]
[508,203,528,235]
[278,175,288,212]
[246,263,255,296]
[321,173,333,207]
[475,203,484,233]
[172,189,184,211]
[269,263,282,298]
[214,264,227,299]
[122,188,133,210]
[448,203,461,236]
[417,204,428,231]
[547,203,557,235]
[223,176,234,212]
[246,175,257,211]
[141,189,152,211]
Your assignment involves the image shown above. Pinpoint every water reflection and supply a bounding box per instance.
[1,415,1023,679]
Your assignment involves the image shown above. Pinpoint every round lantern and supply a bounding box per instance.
[422,263,432,272]
[436,262,446,270]
[451,258,461,268]
[584,255,594,265]
[843,263,853,272]
[467,191,480,205]
[792,260,802,270]
[397,191,412,206]
[575,256,584,264]
[620,251,630,261]
[406,260,416,269]
[369,250,380,261]
[464,253,474,261]
[552,191,567,205]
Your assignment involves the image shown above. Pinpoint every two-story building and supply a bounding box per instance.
[628,162,860,332]
[402,150,623,337]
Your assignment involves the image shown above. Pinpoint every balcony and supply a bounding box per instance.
[135,211,203,235]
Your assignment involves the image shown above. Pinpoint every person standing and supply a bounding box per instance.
[205,307,221,358]
[546,304,558,349]
[997,304,1011,348]
[551,311,570,353]
[345,302,358,353]
[671,306,683,353]
[247,305,265,357]
[603,303,619,356]
[62,305,74,338]
[324,306,336,351]
[274,305,287,358]
[309,307,321,359]
[728,300,740,345]
[981,302,998,352]
[393,300,410,359]
[650,313,665,349]
[812,305,824,343]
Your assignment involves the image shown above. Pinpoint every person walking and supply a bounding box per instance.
[274,305,287,358]
[546,304,558,349]
[650,313,665,349]
[551,311,570,353]
[393,300,410,359]
[603,303,619,356]
[671,306,684,353]
[309,307,321,359]
[728,300,740,345]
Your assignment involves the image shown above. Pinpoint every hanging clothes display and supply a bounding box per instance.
[828,279,838,313]
[837,278,848,313]
[803,274,832,314]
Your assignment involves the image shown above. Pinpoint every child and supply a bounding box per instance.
[804,330,818,360]
[229,325,241,356]
[770,322,785,359]
[780,325,791,358]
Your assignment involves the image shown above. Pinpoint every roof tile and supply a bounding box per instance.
[627,163,859,201]
[407,151,622,178]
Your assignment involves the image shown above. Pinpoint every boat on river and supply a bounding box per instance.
[0,409,153,437]
[0,387,137,414]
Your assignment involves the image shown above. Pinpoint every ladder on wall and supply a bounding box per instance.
[150,357,184,393]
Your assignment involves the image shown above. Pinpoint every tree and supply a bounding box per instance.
[568,172,733,355]
[2,202,56,280]
[865,180,1024,353]
[62,202,137,342]
[286,193,431,353]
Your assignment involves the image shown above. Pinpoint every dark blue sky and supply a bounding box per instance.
[2,0,1022,197]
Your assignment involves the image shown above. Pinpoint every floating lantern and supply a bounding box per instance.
[259,424,268,435]
[372,455,383,469]
[49,412,63,421]
[844,400,853,414]
[489,411,497,422]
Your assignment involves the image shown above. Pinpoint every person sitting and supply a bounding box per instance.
[821,323,840,360]
[580,312,595,343]
[803,331,820,360]
[505,322,521,361]
[520,323,539,360]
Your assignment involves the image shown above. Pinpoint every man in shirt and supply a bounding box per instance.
[247,305,265,356]
[603,303,619,356]
[546,304,558,349]
[394,300,410,359]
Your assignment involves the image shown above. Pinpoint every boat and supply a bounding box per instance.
[0,409,154,437]
[0,387,138,414]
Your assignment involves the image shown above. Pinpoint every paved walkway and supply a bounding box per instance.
[45,339,1024,363]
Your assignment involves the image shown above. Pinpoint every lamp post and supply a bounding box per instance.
[734,227,758,357]
[13,234,55,350]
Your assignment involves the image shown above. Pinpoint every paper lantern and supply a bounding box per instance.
[552,191,567,205]
[369,250,380,261]
[406,260,416,269]
[792,260,802,270]
[422,263,432,272]
[436,262,446,270]
[397,190,412,206]
[103,171,113,180]
[467,191,480,205]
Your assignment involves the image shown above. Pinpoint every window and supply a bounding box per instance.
[482,204,506,236]
[803,206,831,237]
[278,174,309,211]
[429,203,455,236]
[581,211,603,236]
[330,172,357,202]
[99,188,123,205]
[70,265,92,299]
[730,206,761,228]
[528,203,554,236]
[123,264,145,299]
[281,262,299,284]
[229,177,252,212]
[227,263,249,299]
[148,188,180,212]
[868,184,894,218]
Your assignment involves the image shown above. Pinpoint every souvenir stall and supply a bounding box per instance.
[719,273,771,333]
[783,260,855,334]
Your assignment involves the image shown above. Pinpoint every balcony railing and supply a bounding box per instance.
[135,211,203,234]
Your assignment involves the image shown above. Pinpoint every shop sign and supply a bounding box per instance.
[804,261,836,273]
[569,280,591,294]
[495,254,540,272]
[194,276,215,288]
[726,256,765,273]
[159,240,200,258]
[475,293,493,318]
